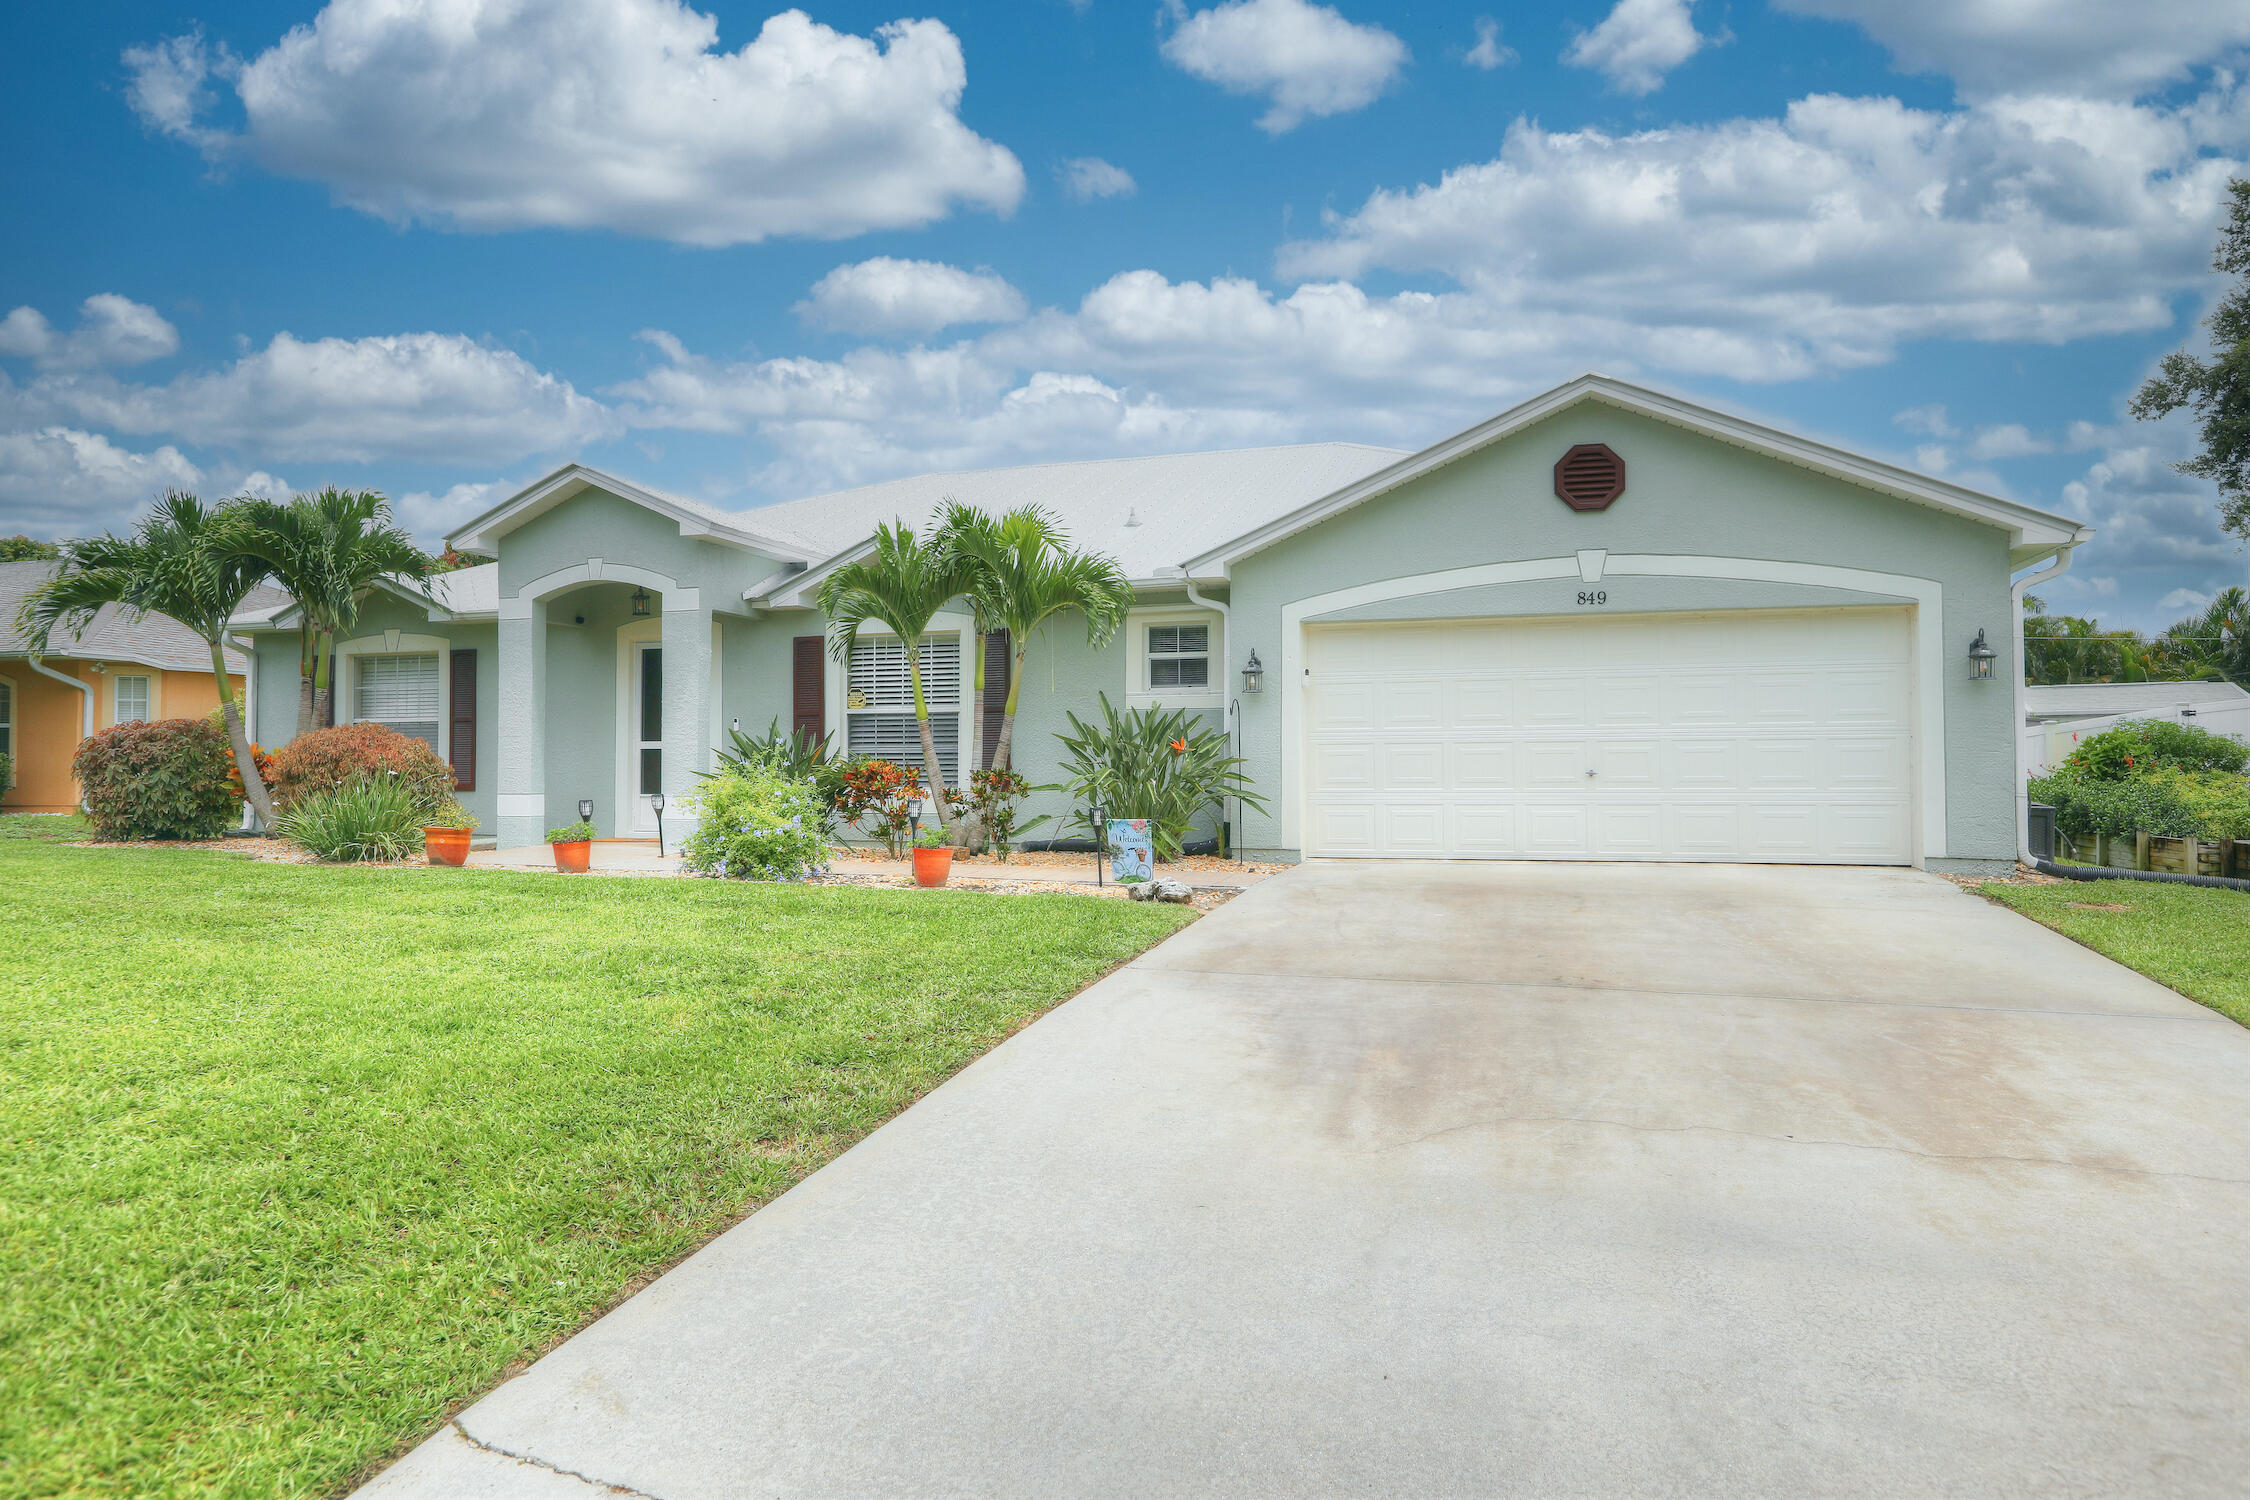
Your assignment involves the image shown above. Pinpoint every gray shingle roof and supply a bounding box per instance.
[0,561,276,672]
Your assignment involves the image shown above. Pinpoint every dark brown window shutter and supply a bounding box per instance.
[322,653,337,726]
[980,629,1010,770]
[449,649,477,791]
[791,636,825,748]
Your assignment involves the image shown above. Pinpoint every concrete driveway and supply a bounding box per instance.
[363,863,2250,1498]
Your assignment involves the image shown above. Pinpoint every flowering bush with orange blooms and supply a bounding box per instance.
[831,756,923,857]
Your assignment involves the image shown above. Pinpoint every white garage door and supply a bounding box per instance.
[1305,608,1915,863]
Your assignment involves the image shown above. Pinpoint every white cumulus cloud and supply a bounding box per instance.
[1771,0,2250,99]
[1563,0,1708,96]
[4,331,615,464]
[1465,17,1516,71]
[796,259,1028,337]
[0,296,180,371]
[0,427,202,533]
[1057,157,1138,201]
[1160,0,1410,134]
[124,0,1025,247]
[1966,423,2053,460]
[1279,87,2250,378]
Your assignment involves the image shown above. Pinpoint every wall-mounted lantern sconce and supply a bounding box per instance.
[1241,649,1265,695]
[578,798,594,823]
[631,587,652,618]
[1967,628,1997,681]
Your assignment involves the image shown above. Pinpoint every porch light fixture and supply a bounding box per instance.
[1967,628,1997,681]
[631,586,652,617]
[578,798,594,823]
[1241,649,1265,695]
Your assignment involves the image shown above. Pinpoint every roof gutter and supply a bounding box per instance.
[2013,540,2081,867]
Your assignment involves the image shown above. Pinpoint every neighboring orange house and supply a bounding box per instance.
[0,560,264,814]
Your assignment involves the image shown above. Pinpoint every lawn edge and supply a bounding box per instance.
[1969,878,2249,1031]
[330,900,1195,1498]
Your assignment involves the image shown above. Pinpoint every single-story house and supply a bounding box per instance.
[2022,680,2250,775]
[1,560,262,813]
[225,374,2090,875]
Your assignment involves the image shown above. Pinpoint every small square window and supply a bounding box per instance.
[1145,622,1211,693]
[114,675,150,724]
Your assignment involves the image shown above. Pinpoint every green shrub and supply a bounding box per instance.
[711,718,845,836]
[545,820,597,845]
[1053,694,1267,861]
[679,764,829,880]
[2065,719,2250,780]
[273,776,425,862]
[0,749,12,791]
[268,722,455,816]
[71,717,239,840]
[2145,767,2250,840]
[423,799,479,831]
[2035,761,2250,842]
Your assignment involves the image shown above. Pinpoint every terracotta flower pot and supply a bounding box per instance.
[423,827,472,867]
[912,846,953,888]
[553,840,592,873]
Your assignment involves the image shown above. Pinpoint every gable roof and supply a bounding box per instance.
[747,443,1407,607]
[0,561,274,672]
[228,563,503,631]
[1181,374,2090,576]
[2024,680,2250,722]
[447,464,816,559]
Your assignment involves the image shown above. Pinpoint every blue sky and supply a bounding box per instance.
[2,0,2246,631]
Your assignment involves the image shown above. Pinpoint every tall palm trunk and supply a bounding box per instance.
[311,630,335,728]
[211,641,277,830]
[296,632,319,737]
[989,643,1031,774]
[907,653,954,834]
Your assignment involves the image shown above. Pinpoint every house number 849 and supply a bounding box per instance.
[1577,590,1608,606]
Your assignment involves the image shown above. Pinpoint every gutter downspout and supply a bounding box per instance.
[2012,541,2080,866]
[227,633,260,830]
[1183,579,1236,853]
[26,656,95,810]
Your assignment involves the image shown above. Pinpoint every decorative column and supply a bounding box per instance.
[660,591,713,841]
[495,593,548,847]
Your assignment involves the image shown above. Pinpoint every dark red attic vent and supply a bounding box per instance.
[1554,443,1626,512]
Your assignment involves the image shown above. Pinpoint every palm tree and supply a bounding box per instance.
[816,521,971,837]
[230,487,435,734]
[933,500,1134,775]
[14,492,279,828]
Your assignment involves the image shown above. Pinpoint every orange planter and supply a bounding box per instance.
[912,846,953,888]
[423,827,471,867]
[553,840,592,873]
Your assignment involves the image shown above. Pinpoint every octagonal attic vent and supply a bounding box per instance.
[1554,443,1626,512]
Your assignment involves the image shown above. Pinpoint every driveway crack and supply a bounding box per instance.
[450,1419,666,1499]
[1376,1113,2250,1186]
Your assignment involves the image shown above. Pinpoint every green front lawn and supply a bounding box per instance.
[0,833,1193,1498]
[1977,877,2250,1027]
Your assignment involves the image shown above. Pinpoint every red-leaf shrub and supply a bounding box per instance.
[268,722,455,814]
[72,717,239,840]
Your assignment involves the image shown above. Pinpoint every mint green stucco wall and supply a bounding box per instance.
[243,592,499,829]
[1223,404,2020,867]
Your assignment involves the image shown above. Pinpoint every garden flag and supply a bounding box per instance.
[1107,818,1153,882]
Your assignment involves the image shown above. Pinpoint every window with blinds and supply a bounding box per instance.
[0,678,12,759]
[114,675,150,724]
[355,653,442,748]
[847,635,960,787]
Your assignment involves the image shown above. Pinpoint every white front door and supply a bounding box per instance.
[1303,607,1916,863]
[625,638,657,841]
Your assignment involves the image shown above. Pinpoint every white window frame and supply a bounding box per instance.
[337,632,451,757]
[826,609,976,789]
[0,671,15,767]
[111,672,154,726]
[1125,606,1223,711]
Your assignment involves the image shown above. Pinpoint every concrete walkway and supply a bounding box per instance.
[465,842,1268,888]
[360,862,2250,1498]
